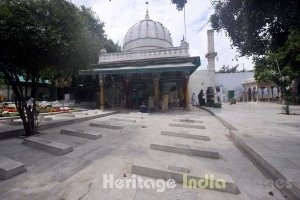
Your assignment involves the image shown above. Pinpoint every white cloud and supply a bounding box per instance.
[73,0,253,71]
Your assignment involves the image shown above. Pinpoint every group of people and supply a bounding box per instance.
[139,90,175,113]
[192,90,205,106]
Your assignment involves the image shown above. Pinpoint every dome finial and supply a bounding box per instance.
[145,2,150,20]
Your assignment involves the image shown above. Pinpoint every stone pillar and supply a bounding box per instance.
[267,87,270,102]
[153,74,160,110]
[123,75,131,108]
[184,73,190,110]
[256,86,259,102]
[271,86,274,101]
[243,87,245,102]
[99,75,105,110]
[252,87,255,102]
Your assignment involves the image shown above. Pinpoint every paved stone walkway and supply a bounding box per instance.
[204,102,300,199]
[0,108,286,200]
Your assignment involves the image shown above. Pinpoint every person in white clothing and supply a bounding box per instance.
[192,92,196,106]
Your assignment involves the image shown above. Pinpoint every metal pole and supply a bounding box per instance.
[184,5,187,40]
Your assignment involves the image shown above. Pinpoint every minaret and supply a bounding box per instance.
[205,30,217,88]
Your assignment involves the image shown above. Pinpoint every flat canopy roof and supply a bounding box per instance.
[79,56,201,75]
[79,62,198,75]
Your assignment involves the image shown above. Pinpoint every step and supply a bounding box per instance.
[109,118,136,123]
[0,155,26,180]
[131,164,239,194]
[23,137,73,155]
[60,129,102,139]
[169,123,205,129]
[89,122,123,130]
[150,143,220,159]
[161,131,210,141]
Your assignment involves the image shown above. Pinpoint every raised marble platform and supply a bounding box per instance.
[89,122,123,130]
[131,164,239,194]
[23,137,73,155]
[161,131,210,141]
[60,129,102,140]
[109,118,136,123]
[169,123,205,129]
[150,143,219,159]
[0,156,26,180]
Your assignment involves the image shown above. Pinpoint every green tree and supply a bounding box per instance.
[172,0,300,101]
[0,0,108,136]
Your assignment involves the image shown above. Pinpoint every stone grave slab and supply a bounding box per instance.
[89,122,123,130]
[60,129,102,140]
[150,143,220,159]
[23,137,73,155]
[119,115,144,119]
[132,164,239,194]
[169,123,205,129]
[173,118,203,123]
[74,112,89,116]
[0,120,22,126]
[0,155,26,180]
[109,118,136,123]
[58,113,76,117]
[168,165,190,173]
[161,131,210,141]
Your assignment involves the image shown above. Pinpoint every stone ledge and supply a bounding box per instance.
[23,137,73,155]
[60,129,102,140]
[150,143,219,159]
[131,164,239,194]
[161,131,210,141]
[0,156,26,180]
[109,118,136,123]
[89,123,123,130]
[169,123,205,129]
[173,118,203,123]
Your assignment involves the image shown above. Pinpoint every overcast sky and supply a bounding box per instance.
[73,0,253,71]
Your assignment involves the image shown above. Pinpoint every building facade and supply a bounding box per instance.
[80,11,201,110]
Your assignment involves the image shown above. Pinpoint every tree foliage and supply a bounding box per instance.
[254,30,300,88]
[0,0,117,135]
[217,64,239,73]
[171,0,300,100]
[171,0,187,11]
[209,0,300,56]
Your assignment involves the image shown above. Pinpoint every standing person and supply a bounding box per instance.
[132,89,138,109]
[192,92,196,106]
[198,89,204,106]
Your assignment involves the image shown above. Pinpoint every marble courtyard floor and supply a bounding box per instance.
[0,106,293,200]
[204,102,300,200]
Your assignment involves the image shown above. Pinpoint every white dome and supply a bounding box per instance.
[123,12,173,51]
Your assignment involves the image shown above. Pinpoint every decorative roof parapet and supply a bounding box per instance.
[98,46,190,63]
